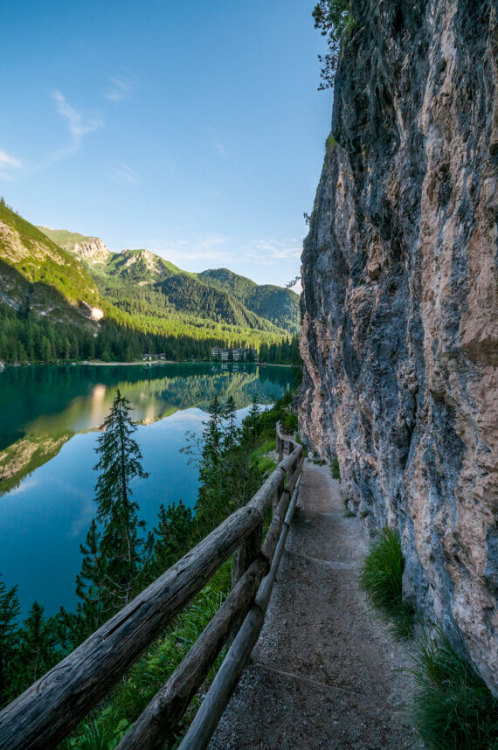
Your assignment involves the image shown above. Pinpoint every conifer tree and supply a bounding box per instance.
[91,388,150,610]
[18,602,57,685]
[0,576,20,704]
[153,501,193,575]
[75,520,109,633]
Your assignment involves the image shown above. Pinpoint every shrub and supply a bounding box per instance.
[412,630,498,749]
[325,133,337,151]
[330,458,340,479]
[360,527,414,638]
[281,411,298,434]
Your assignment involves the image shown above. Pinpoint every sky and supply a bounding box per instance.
[1,0,332,288]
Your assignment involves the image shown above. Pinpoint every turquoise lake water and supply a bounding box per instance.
[0,363,294,616]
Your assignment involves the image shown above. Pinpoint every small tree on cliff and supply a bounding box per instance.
[93,388,151,609]
[313,0,353,89]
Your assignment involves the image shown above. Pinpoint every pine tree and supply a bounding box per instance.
[19,602,58,685]
[92,388,150,609]
[153,501,193,575]
[75,520,109,633]
[0,576,20,705]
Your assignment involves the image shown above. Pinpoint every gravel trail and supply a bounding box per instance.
[208,460,423,749]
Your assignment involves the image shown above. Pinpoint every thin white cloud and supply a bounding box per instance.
[32,90,103,171]
[105,72,135,102]
[150,234,233,267]
[0,149,22,180]
[110,163,139,184]
[253,238,302,260]
[242,238,302,267]
[52,90,102,142]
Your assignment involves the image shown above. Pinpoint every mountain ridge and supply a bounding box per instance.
[0,202,300,363]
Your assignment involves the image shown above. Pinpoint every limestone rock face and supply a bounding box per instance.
[298,0,497,693]
[71,237,111,264]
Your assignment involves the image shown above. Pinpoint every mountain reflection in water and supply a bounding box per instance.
[0,363,294,615]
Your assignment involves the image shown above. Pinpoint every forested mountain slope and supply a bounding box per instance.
[0,203,299,362]
[40,226,294,336]
[199,268,300,333]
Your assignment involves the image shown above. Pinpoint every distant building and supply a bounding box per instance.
[210,346,257,362]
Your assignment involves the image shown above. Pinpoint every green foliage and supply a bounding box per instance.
[360,527,414,638]
[0,576,20,702]
[252,438,277,475]
[0,204,302,366]
[330,457,340,479]
[199,268,301,334]
[326,132,337,151]
[75,389,152,632]
[412,629,498,749]
[313,0,354,89]
[281,410,298,434]
[66,564,232,749]
[183,395,264,535]
[152,501,194,576]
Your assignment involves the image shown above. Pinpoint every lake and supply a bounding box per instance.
[0,363,294,617]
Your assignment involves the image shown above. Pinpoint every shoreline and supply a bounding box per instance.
[1,360,299,369]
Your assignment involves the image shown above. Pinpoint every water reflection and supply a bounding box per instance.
[0,363,294,615]
[0,363,293,496]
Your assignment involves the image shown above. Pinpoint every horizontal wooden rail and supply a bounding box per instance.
[0,424,303,750]
[115,557,269,750]
[179,472,302,750]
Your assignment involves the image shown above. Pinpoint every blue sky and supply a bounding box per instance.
[1,0,331,287]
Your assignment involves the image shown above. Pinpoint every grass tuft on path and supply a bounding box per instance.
[411,629,498,749]
[360,527,415,638]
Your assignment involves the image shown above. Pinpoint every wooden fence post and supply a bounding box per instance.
[231,523,262,588]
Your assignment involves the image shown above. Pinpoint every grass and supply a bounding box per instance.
[360,527,414,638]
[411,629,498,749]
[325,133,337,151]
[330,458,340,480]
[252,438,277,475]
[62,564,233,749]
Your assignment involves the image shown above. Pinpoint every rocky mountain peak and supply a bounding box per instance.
[72,237,111,264]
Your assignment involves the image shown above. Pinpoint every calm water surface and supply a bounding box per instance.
[0,363,294,616]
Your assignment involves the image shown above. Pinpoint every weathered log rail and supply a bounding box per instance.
[0,423,303,750]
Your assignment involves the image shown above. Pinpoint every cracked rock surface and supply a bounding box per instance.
[297,0,497,693]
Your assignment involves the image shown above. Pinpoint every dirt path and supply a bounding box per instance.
[208,460,423,749]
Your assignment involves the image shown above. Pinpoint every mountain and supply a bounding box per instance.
[0,203,299,364]
[37,229,112,264]
[0,202,103,328]
[198,268,300,333]
[297,0,496,695]
[40,227,296,335]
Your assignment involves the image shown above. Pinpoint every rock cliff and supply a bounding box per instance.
[298,0,497,693]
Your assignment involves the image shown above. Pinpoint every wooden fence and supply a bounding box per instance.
[0,423,303,750]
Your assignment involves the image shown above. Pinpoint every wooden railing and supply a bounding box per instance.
[0,424,303,750]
